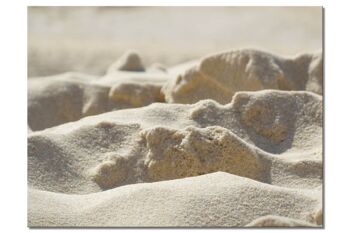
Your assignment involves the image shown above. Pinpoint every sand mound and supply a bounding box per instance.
[141,126,269,183]
[245,215,318,227]
[28,69,167,131]
[28,90,322,194]
[28,172,321,227]
[162,49,323,104]
[28,49,323,132]
[107,50,145,73]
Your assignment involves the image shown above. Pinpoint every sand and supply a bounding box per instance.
[28,7,322,77]
[28,49,322,131]
[28,7,323,228]
[28,51,167,130]
[28,172,321,227]
[28,51,323,227]
[163,50,323,104]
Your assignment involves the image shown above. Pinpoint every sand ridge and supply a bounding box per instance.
[162,49,323,104]
[28,172,322,227]
[28,89,322,194]
[28,49,322,131]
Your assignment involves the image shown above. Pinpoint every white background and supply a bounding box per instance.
[0,0,348,232]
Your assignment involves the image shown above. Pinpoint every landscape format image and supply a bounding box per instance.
[27,6,323,227]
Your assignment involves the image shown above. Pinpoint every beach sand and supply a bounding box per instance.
[27,7,323,227]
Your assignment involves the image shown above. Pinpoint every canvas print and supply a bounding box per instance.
[27,6,323,227]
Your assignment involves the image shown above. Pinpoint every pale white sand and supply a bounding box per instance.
[28,49,322,131]
[29,172,321,227]
[28,87,322,227]
[28,7,323,228]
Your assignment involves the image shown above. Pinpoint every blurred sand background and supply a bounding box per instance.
[28,6,322,77]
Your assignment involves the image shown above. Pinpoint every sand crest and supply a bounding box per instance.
[28,172,321,227]
[28,49,323,131]
[162,49,322,104]
[28,90,322,195]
